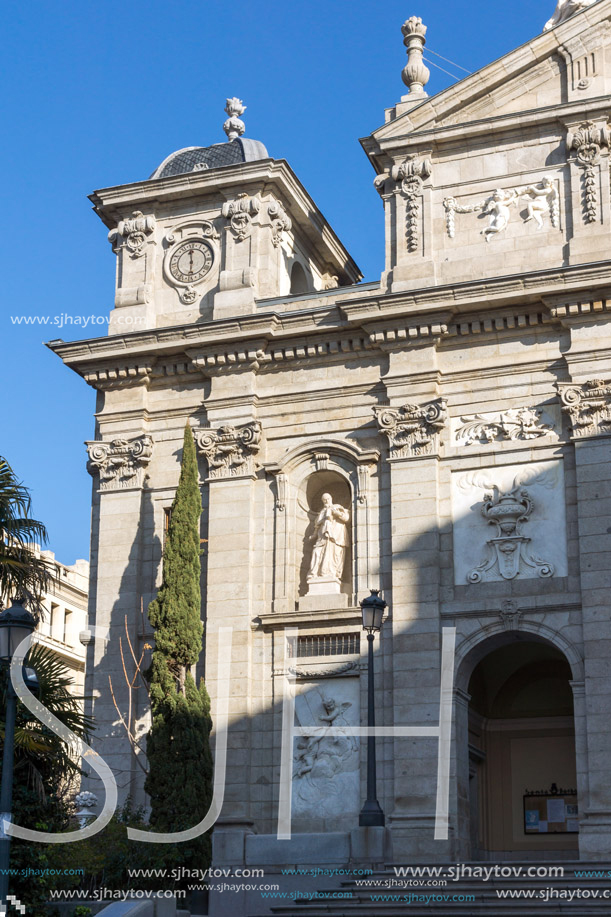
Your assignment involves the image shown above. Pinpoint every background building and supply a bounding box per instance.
[35,549,88,695]
[50,0,611,910]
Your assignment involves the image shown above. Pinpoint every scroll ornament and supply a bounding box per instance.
[86,435,153,490]
[567,122,611,223]
[194,421,262,478]
[374,398,447,458]
[222,193,261,241]
[374,157,432,253]
[468,485,554,583]
[455,407,554,445]
[268,200,292,247]
[556,379,611,438]
[108,211,156,258]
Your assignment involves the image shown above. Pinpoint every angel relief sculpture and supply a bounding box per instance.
[292,692,359,816]
[443,176,559,242]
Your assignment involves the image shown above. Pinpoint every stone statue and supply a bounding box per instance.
[523,177,559,229]
[544,0,596,30]
[307,493,350,585]
[483,189,518,242]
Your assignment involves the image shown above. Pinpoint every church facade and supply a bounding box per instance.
[50,0,611,906]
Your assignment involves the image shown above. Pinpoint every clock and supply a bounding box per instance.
[168,239,214,285]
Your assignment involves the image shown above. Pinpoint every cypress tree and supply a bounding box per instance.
[145,423,212,867]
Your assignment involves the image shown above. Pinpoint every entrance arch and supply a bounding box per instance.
[454,626,584,860]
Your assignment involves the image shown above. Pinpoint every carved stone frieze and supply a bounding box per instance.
[443,177,559,241]
[222,193,261,241]
[194,421,262,478]
[556,379,611,438]
[374,398,447,459]
[468,484,554,582]
[86,435,153,490]
[108,211,156,258]
[566,122,611,223]
[268,200,292,247]
[455,407,555,446]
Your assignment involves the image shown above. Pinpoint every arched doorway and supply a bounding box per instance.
[456,633,580,860]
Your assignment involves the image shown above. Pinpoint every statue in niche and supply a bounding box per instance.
[306,493,350,589]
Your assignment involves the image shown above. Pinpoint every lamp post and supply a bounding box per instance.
[359,589,386,828]
[0,598,36,903]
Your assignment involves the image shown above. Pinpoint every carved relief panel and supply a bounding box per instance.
[451,460,568,585]
[292,679,360,818]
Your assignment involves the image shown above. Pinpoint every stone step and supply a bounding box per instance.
[260,861,611,916]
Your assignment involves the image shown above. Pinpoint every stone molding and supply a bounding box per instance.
[267,200,292,247]
[374,398,447,459]
[86,435,153,490]
[194,421,262,479]
[108,211,155,258]
[499,600,523,631]
[455,407,555,445]
[468,485,554,583]
[556,379,611,438]
[222,193,261,241]
[566,121,611,223]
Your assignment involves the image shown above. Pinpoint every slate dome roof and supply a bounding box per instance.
[150,137,269,180]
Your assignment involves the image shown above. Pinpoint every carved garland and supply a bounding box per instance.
[567,122,611,223]
[374,398,447,459]
[374,158,432,253]
[556,379,611,438]
[86,435,153,490]
[194,421,262,478]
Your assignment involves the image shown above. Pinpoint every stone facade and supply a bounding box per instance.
[35,549,88,695]
[50,1,611,908]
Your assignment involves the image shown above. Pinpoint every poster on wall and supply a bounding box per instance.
[523,786,579,834]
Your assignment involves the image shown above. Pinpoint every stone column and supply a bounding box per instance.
[375,348,449,860]
[557,375,611,858]
[195,410,262,825]
[84,431,153,805]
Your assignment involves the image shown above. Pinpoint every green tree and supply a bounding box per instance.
[0,456,55,617]
[145,423,212,866]
[1,645,93,915]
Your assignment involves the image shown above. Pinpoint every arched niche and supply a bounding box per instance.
[297,470,352,598]
[263,439,380,613]
[290,261,309,295]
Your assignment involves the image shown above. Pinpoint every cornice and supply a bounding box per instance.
[89,158,362,284]
[46,260,611,389]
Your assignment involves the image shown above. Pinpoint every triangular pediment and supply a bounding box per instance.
[369,0,611,149]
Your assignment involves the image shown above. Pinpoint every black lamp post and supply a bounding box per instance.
[359,589,386,828]
[0,598,36,903]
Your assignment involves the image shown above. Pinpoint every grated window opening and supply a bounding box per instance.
[288,633,360,658]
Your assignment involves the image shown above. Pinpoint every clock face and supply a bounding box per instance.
[168,239,214,284]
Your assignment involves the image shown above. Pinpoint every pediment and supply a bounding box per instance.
[370,0,611,147]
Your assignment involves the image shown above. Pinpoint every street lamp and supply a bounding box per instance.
[0,598,36,903]
[359,589,386,828]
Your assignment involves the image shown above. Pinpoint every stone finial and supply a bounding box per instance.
[401,16,430,96]
[223,97,246,141]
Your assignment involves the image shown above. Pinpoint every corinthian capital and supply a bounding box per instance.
[86,435,153,490]
[373,398,447,459]
[194,421,262,479]
[556,379,611,438]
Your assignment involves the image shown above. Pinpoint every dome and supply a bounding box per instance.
[150,137,269,180]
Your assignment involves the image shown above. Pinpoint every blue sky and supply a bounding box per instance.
[2,0,556,564]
